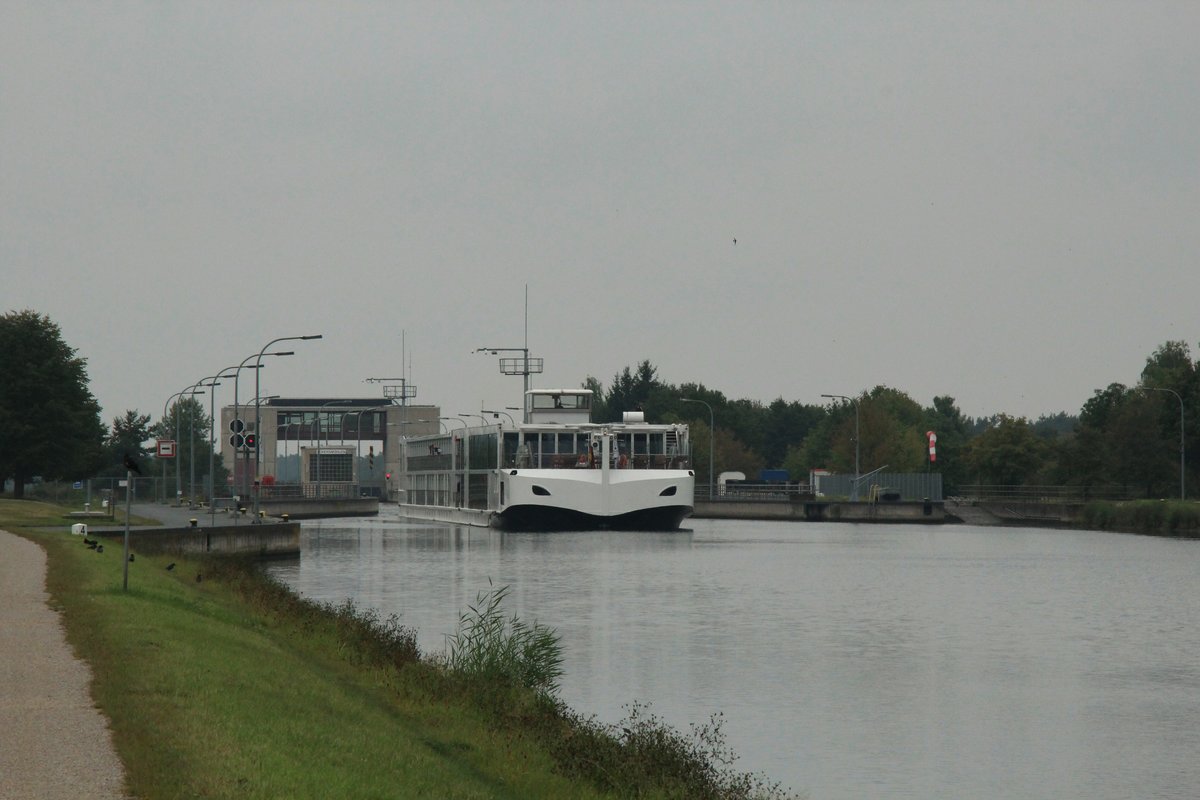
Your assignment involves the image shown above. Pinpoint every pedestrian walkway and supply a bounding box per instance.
[87,501,234,534]
[0,529,127,800]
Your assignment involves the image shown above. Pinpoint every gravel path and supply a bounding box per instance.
[0,529,127,800]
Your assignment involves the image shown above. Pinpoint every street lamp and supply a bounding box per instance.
[821,393,861,501]
[188,375,229,509]
[440,416,467,430]
[234,351,292,498]
[681,397,714,500]
[481,409,516,426]
[197,372,236,511]
[1141,385,1186,501]
[247,395,279,521]
[161,387,201,504]
[474,346,543,422]
[458,413,489,428]
[253,334,323,493]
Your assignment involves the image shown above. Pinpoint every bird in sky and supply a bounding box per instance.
[123,453,141,474]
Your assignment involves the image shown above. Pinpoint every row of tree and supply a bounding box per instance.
[582,342,1197,498]
[1,308,1195,501]
[0,311,224,498]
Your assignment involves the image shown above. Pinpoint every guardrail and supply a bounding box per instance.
[955,485,1141,504]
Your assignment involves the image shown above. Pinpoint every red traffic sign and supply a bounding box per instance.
[157,439,176,458]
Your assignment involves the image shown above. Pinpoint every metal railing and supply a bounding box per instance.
[955,485,1142,504]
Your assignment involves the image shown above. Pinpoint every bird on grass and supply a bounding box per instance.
[128,554,135,563]
[82,537,96,546]
[85,540,98,550]
[166,562,176,571]
[122,453,141,475]
[195,573,202,583]
[95,545,104,553]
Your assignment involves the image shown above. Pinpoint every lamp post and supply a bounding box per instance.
[188,372,235,510]
[165,387,202,505]
[474,346,543,422]
[681,397,714,500]
[1142,386,1186,501]
[349,404,393,486]
[187,377,215,508]
[234,351,292,499]
[821,393,860,501]
[253,334,322,495]
[458,413,488,428]
[440,416,467,430]
[248,395,278,521]
[481,408,516,426]
[161,388,196,504]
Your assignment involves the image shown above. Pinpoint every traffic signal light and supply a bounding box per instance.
[244,433,257,449]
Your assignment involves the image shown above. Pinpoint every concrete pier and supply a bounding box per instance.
[693,498,946,523]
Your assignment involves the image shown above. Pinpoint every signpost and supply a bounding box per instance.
[157,439,176,458]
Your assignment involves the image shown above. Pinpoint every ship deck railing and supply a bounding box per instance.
[507,455,692,470]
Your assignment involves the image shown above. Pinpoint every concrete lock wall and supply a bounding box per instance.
[95,522,301,557]
[695,499,946,523]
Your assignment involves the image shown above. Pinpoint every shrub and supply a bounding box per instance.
[549,702,800,800]
[443,581,564,697]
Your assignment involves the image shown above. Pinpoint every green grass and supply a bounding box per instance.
[2,498,800,800]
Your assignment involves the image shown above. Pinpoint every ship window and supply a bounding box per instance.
[659,485,677,497]
[532,485,551,496]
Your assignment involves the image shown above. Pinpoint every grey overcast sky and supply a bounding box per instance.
[3,2,1198,425]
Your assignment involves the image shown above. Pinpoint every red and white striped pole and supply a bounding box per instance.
[926,431,937,464]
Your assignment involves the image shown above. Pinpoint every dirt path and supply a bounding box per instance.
[0,529,127,800]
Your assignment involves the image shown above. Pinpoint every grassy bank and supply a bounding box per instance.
[3,499,797,800]
[1076,499,1200,536]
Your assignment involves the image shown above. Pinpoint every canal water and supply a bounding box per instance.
[265,518,1200,799]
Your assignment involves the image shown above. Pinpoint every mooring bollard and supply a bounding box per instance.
[280,513,289,523]
[190,518,198,528]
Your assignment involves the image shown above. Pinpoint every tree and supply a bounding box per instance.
[605,360,661,421]
[924,396,971,493]
[581,376,608,422]
[151,397,217,499]
[97,410,152,478]
[0,310,105,498]
[964,415,1048,486]
[762,399,824,469]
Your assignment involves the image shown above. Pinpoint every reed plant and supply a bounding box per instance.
[443,581,564,697]
[1077,499,1200,536]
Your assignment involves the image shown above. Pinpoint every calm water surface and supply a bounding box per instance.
[266,517,1200,799]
